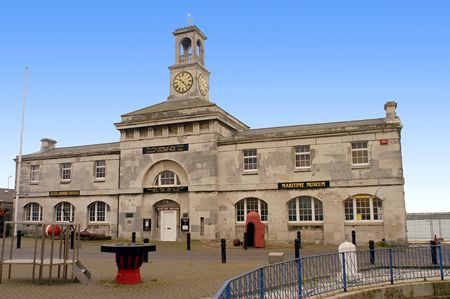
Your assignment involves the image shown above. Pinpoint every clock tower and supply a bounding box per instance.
[168,25,210,102]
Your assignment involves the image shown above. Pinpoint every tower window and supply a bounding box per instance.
[179,37,192,63]
[154,170,181,186]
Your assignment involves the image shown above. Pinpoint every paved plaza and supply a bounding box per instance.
[0,237,337,299]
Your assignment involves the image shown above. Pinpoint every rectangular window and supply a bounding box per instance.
[184,123,193,134]
[139,127,148,138]
[153,126,163,137]
[31,165,40,183]
[299,199,312,221]
[61,163,72,181]
[356,198,371,220]
[200,217,205,236]
[351,142,369,165]
[295,145,311,169]
[345,200,354,221]
[236,201,245,222]
[126,129,134,139]
[288,201,297,221]
[169,125,178,135]
[243,149,258,172]
[373,198,383,220]
[95,160,106,179]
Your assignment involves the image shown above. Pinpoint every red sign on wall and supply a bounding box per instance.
[380,139,389,145]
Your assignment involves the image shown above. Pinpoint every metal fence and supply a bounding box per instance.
[214,244,450,299]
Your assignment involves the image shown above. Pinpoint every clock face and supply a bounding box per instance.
[198,73,209,96]
[173,71,193,93]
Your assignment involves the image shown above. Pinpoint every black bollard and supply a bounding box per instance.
[297,231,302,249]
[221,239,227,263]
[70,230,75,250]
[351,230,356,246]
[430,240,438,265]
[294,238,300,259]
[369,240,375,264]
[243,232,248,250]
[131,232,136,244]
[16,230,22,249]
[187,233,191,251]
[143,238,149,263]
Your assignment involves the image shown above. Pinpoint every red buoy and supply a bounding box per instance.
[45,225,62,238]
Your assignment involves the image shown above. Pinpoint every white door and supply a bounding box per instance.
[160,210,177,241]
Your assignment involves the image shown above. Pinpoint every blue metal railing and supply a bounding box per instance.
[214,244,450,299]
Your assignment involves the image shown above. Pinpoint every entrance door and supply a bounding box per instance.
[161,210,177,241]
[247,222,255,247]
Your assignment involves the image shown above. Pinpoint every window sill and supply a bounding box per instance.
[288,222,323,227]
[30,182,39,185]
[94,178,106,183]
[351,164,370,170]
[294,168,311,172]
[242,171,258,175]
[60,180,71,184]
[344,221,384,226]
[87,222,109,225]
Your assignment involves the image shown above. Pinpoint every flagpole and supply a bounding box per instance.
[14,66,29,230]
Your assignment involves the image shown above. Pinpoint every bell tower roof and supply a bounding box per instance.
[173,25,207,40]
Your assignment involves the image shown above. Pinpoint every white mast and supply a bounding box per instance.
[14,66,29,226]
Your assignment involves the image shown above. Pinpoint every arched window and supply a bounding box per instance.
[24,203,42,222]
[235,198,268,222]
[154,170,180,186]
[344,195,383,221]
[288,196,323,222]
[55,202,75,222]
[88,201,109,223]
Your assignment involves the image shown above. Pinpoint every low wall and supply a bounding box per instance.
[327,280,450,298]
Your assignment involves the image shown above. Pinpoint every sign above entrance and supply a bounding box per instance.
[49,190,80,197]
[143,186,188,194]
[278,181,330,190]
[142,144,189,154]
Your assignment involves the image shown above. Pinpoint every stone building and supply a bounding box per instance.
[16,25,407,245]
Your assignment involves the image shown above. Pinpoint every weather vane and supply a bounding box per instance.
[188,13,193,26]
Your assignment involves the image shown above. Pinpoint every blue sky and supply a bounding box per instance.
[0,1,449,212]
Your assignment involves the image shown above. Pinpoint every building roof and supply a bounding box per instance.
[122,98,215,117]
[0,188,14,203]
[22,142,120,160]
[117,98,249,131]
[220,117,400,144]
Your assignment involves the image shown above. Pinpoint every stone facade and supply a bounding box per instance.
[15,25,407,245]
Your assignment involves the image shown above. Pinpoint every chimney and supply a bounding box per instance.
[384,101,398,120]
[40,138,57,151]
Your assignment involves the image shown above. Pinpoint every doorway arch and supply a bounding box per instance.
[154,199,180,241]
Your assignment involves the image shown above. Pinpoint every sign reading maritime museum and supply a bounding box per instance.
[143,144,188,154]
[278,181,330,190]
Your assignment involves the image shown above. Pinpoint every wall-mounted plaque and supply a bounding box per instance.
[49,190,80,197]
[142,144,188,154]
[278,181,330,190]
[143,186,189,194]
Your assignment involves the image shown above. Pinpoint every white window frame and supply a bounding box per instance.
[344,196,383,221]
[24,203,42,222]
[55,202,75,222]
[88,201,109,223]
[243,149,258,172]
[154,170,180,186]
[351,142,369,166]
[288,196,323,222]
[95,160,106,179]
[295,145,311,169]
[235,198,268,223]
[30,165,40,183]
[61,163,72,181]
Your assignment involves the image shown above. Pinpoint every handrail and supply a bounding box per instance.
[214,244,450,299]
